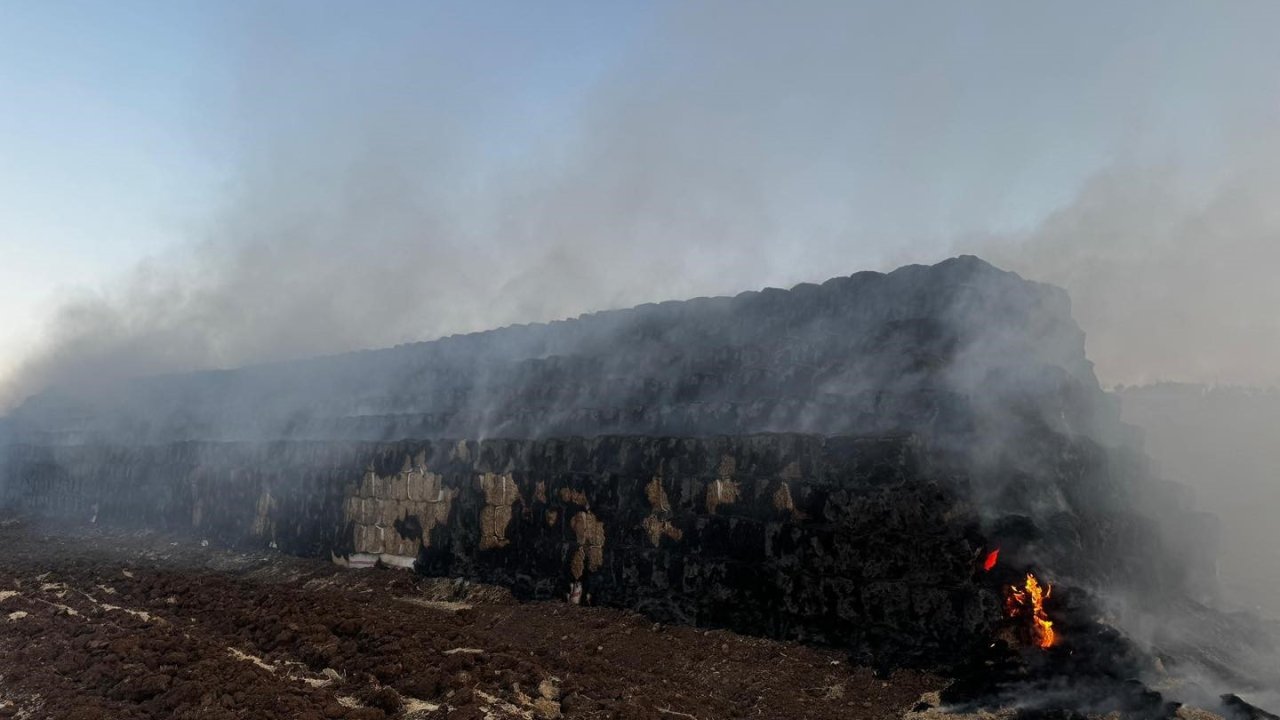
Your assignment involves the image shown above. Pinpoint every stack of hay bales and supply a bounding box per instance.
[344,458,456,566]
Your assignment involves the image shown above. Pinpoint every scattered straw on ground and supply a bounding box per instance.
[394,596,472,612]
[227,647,278,673]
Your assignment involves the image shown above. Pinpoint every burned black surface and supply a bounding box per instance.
[1,257,1272,716]
[936,572,1280,719]
[1,434,1000,666]
[941,582,1172,718]
[4,257,1116,447]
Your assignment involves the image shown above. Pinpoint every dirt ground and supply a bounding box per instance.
[0,520,941,719]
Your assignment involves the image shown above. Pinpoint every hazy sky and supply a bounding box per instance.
[2,1,1279,404]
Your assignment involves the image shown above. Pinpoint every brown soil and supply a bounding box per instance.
[0,519,940,719]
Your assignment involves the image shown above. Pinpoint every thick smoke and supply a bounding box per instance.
[961,137,1280,709]
[2,3,1279,708]
[1118,385,1280,615]
[9,1,1280,408]
[961,135,1280,621]
[0,1,866,409]
[969,136,1280,388]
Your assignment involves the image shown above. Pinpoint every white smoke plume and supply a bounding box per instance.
[2,3,1279,711]
[6,1,1279,408]
[971,138,1280,388]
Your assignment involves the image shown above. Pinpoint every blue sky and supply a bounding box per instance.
[0,1,650,375]
[1,2,221,371]
[0,1,647,267]
[2,1,1279,395]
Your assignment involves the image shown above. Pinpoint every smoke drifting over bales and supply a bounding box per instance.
[5,1,1280,408]
[1118,385,1280,619]
[974,143,1280,388]
[970,126,1280,641]
[2,6,1278,649]
[2,4,1280,712]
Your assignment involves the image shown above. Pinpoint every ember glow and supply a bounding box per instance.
[1005,572,1055,649]
[982,548,1000,572]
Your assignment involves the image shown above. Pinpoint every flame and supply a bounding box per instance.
[1004,572,1055,649]
[982,547,999,572]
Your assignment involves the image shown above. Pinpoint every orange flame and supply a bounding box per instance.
[982,548,999,572]
[1004,572,1055,649]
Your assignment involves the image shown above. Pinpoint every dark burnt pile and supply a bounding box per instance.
[1,257,1273,716]
[1,435,996,667]
[934,529,1280,718]
[936,586,1280,719]
[3,256,1117,447]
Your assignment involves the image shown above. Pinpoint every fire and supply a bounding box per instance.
[1004,572,1055,649]
[982,547,999,572]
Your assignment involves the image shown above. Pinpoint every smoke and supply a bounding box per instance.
[959,119,1280,635]
[1117,385,1280,616]
[1,0,1276,594]
[8,1,1280,409]
[960,138,1280,709]
[968,134,1280,388]
[0,1,866,409]
[1,6,1278,709]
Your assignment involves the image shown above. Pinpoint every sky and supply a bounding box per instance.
[0,1,650,383]
[2,0,1279,405]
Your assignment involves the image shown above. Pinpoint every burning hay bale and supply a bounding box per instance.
[1004,572,1055,650]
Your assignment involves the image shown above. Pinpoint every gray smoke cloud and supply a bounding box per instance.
[961,132,1280,644]
[969,135,1280,388]
[2,3,1280,710]
[10,1,1280,409]
[960,134,1280,712]
[4,3,1279,620]
[0,3,795,408]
